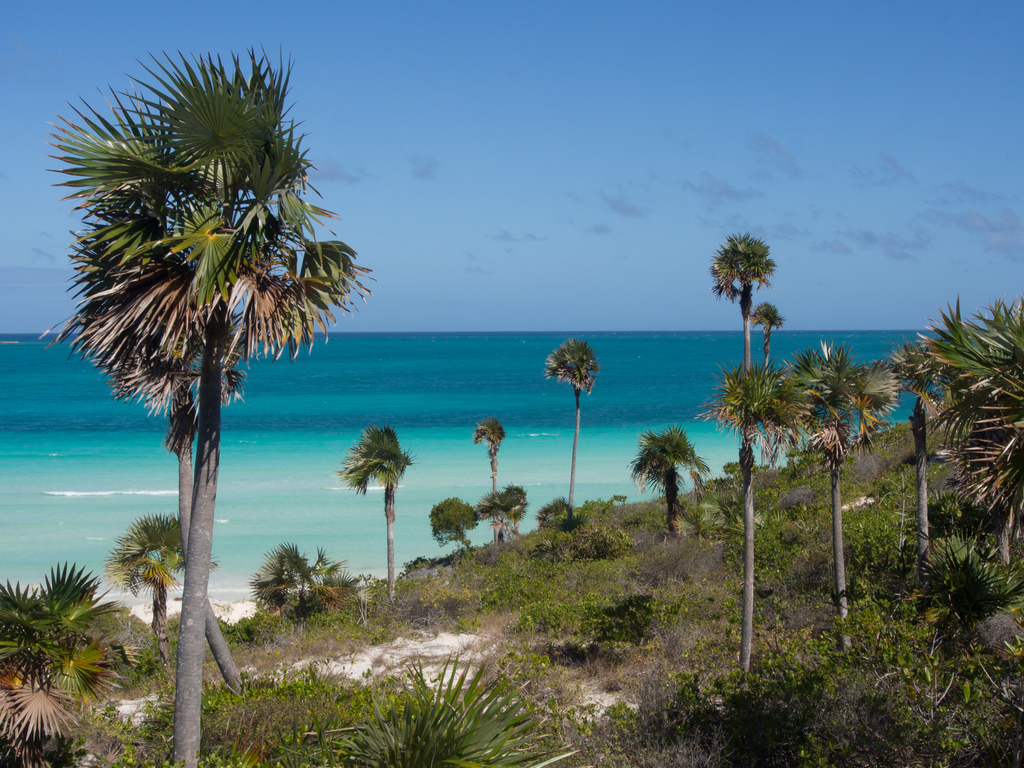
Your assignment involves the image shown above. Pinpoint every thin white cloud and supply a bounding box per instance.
[410,155,438,180]
[842,228,929,261]
[310,158,368,184]
[751,134,801,179]
[953,208,1024,257]
[605,194,648,218]
[852,153,916,186]
[683,172,763,207]
[811,239,853,255]
[937,180,1008,205]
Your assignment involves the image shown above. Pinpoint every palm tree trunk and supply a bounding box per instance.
[385,485,396,600]
[666,472,680,535]
[763,329,771,365]
[153,585,170,667]
[741,286,753,370]
[997,504,1013,565]
[177,445,240,692]
[568,389,581,523]
[490,450,498,494]
[173,321,225,768]
[911,398,930,589]
[739,442,755,672]
[830,467,851,651]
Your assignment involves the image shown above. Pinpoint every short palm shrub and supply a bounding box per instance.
[550,509,589,533]
[924,535,1024,630]
[250,544,356,622]
[0,565,125,768]
[282,662,572,768]
[536,497,570,530]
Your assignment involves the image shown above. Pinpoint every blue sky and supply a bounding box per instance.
[1,1,1021,333]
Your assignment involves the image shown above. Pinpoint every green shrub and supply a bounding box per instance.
[566,522,633,561]
[429,497,478,549]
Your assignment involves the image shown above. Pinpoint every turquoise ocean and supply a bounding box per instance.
[0,331,915,601]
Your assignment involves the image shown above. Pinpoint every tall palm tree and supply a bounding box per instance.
[792,344,897,648]
[250,543,355,623]
[890,340,945,587]
[338,425,414,600]
[704,362,805,671]
[475,484,529,543]
[926,299,1024,565]
[51,53,367,767]
[473,417,506,493]
[107,348,243,689]
[106,514,183,667]
[710,234,776,369]
[0,565,125,768]
[751,302,785,364]
[544,339,600,523]
[629,425,710,534]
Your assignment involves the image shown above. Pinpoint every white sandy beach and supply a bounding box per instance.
[128,598,257,626]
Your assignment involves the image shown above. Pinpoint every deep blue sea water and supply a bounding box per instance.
[0,331,916,599]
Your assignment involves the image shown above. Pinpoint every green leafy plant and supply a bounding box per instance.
[288,662,574,768]
[0,565,126,768]
[924,535,1024,630]
[250,544,356,623]
[429,497,478,550]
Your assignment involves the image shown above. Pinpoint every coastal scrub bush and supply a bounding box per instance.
[429,497,477,549]
[565,523,633,561]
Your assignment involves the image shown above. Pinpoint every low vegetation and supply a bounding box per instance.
[8,420,1023,767]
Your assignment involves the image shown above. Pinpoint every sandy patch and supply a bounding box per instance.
[294,631,494,680]
[130,599,256,626]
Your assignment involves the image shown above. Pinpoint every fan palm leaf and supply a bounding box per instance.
[710,233,776,369]
[0,565,124,768]
[890,339,947,587]
[544,339,600,521]
[704,361,805,671]
[51,52,368,766]
[792,343,897,644]
[630,425,709,534]
[473,417,507,493]
[339,426,413,599]
[927,299,1024,564]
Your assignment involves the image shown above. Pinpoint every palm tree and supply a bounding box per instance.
[704,362,804,671]
[106,514,183,667]
[751,302,785,364]
[544,339,600,523]
[710,234,776,369]
[926,299,1024,564]
[536,497,570,530]
[792,344,897,648]
[890,340,945,587]
[107,348,243,689]
[0,565,125,768]
[51,53,367,766]
[473,417,506,493]
[629,425,710,534]
[339,425,414,600]
[250,543,355,623]
[475,484,529,543]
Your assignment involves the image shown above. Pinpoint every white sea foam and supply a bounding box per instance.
[216,519,229,523]
[45,490,177,497]
[323,485,403,491]
[85,537,105,541]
